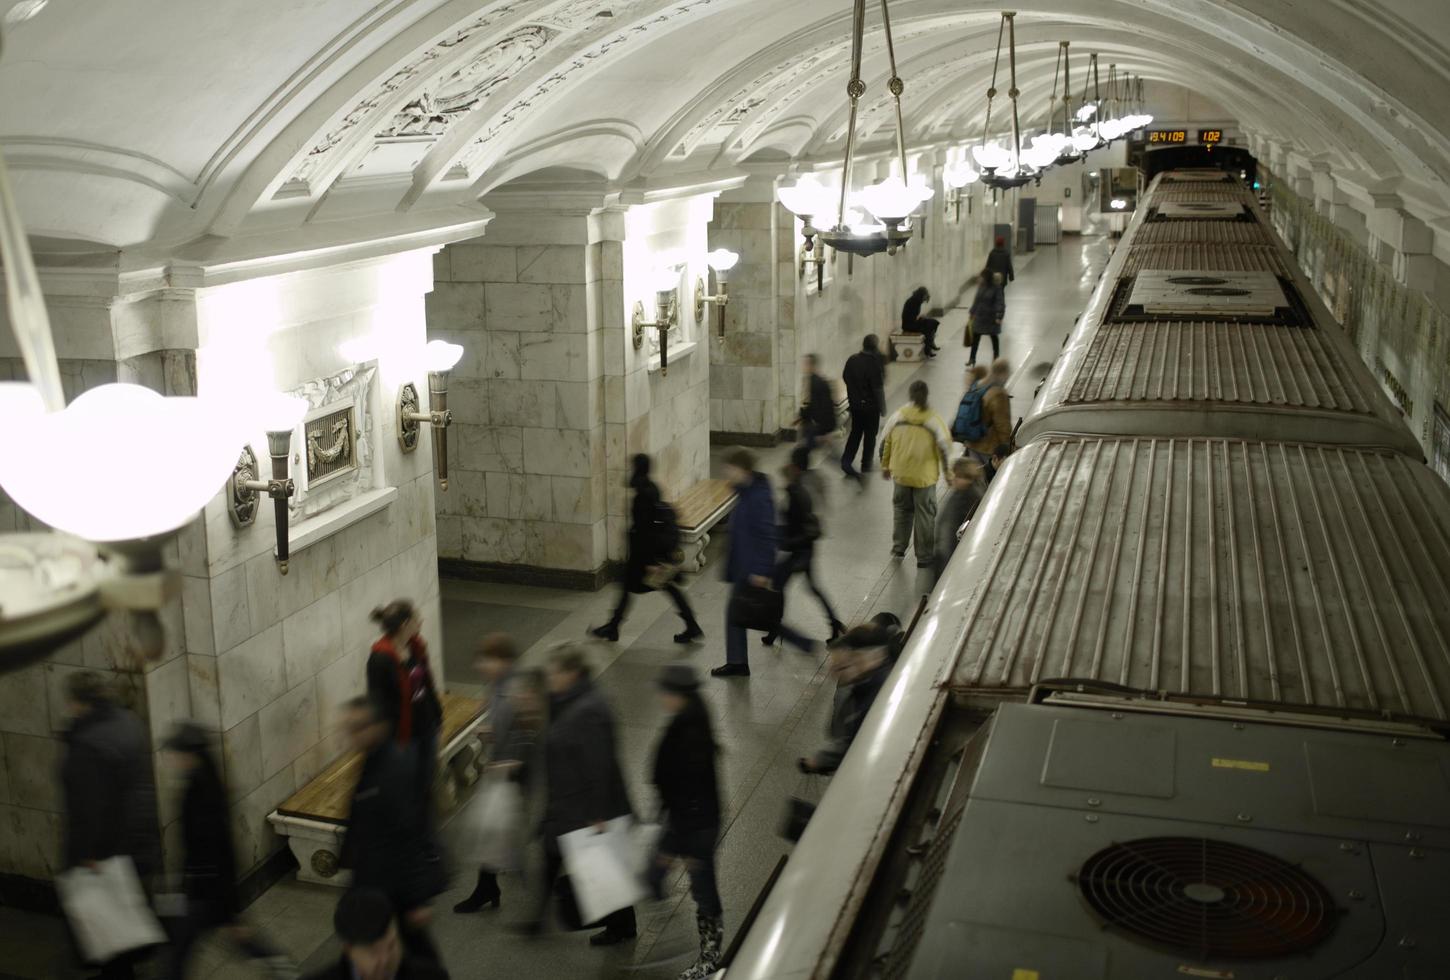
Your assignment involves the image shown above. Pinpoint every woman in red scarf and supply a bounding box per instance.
[366,600,443,794]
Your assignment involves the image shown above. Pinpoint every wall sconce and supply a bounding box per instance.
[694,249,739,338]
[398,339,463,490]
[228,393,307,574]
[633,267,680,375]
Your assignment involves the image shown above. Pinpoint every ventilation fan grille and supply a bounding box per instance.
[1123,244,1290,276]
[1075,837,1338,960]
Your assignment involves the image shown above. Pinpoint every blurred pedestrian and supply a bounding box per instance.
[454,637,545,914]
[161,723,293,979]
[798,627,893,775]
[840,334,886,482]
[967,270,1006,365]
[934,458,986,579]
[367,600,443,805]
[796,353,837,453]
[984,442,1012,483]
[60,671,159,980]
[592,454,703,645]
[963,360,1013,466]
[712,450,778,679]
[900,286,940,356]
[338,698,446,967]
[302,888,447,980]
[880,381,952,569]
[647,663,724,980]
[763,447,843,645]
[985,235,1015,285]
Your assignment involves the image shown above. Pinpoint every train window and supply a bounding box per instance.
[1434,403,1450,485]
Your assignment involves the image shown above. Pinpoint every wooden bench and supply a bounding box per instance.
[889,332,927,362]
[267,692,486,886]
[672,478,738,573]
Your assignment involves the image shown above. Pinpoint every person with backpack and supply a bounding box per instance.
[763,446,845,647]
[961,360,1013,465]
[880,380,953,568]
[967,269,1007,365]
[592,454,704,645]
[840,335,887,482]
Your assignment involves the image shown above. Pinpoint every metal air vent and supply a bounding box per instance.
[1127,270,1287,317]
[1156,201,1245,219]
[1075,837,1338,959]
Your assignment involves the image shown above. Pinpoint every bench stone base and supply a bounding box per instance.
[678,532,712,574]
[891,333,926,362]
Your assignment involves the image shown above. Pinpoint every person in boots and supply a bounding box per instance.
[647,663,725,979]
[762,446,844,646]
[592,454,704,645]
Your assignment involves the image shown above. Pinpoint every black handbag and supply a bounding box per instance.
[729,584,783,632]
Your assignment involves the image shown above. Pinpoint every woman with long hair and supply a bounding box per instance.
[648,663,724,979]
[367,600,444,798]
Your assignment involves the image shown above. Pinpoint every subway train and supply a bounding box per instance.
[724,169,1450,979]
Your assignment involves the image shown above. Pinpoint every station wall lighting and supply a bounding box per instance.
[227,393,308,573]
[398,339,463,490]
[695,248,739,337]
[633,266,681,375]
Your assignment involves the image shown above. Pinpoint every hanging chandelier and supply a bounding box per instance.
[974,11,1034,192]
[1020,39,1073,173]
[1069,53,1105,155]
[1097,63,1129,142]
[777,0,932,258]
[1052,42,1084,165]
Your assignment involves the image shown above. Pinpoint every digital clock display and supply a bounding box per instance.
[1199,129,1224,144]
[1148,130,1187,144]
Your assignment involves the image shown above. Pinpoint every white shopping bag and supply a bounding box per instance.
[557,816,650,925]
[461,776,524,871]
[56,856,166,964]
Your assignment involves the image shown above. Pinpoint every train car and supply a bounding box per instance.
[723,171,1450,980]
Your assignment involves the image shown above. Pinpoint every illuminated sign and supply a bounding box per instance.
[1148,130,1187,144]
[1199,129,1224,144]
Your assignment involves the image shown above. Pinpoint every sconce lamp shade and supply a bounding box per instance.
[257,392,308,434]
[706,249,740,273]
[649,266,682,293]
[422,339,465,373]
[777,175,834,220]
[0,383,242,543]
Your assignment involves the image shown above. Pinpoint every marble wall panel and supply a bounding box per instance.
[187,653,222,732]
[339,561,398,659]
[523,427,593,478]
[231,767,295,873]
[258,680,319,781]
[0,664,50,736]
[5,805,62,879]
[450,243,517,283]
[281,592,344,691]
[518,331,589,382]
[144,654,193,745]
[217,624,287,732]
[180,575,215,657]
[516,245,587,284]
[485,283,553,332]
[425,282,485,332]
[4,733,61,813]
[447,379,490,425]
[485,472,552,521]
[482,330,522,379]
[489,378,557,427]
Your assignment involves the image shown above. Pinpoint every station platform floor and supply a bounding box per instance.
[0,233,1114,980]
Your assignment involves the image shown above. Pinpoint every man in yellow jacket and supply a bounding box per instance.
[880,380,953,568]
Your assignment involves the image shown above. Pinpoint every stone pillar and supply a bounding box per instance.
[1371,194,1437,293]
[1310,160,1335,218]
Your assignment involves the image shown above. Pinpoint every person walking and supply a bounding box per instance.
[934,458,986,579]
[798,626,894,775]
[763,447,844,646]
[796,353,838,453]
[302,888,448,980]
[453,636,545,914]
[880,381,952,569]
[900,286,940,356]
[712,449,778,679]
[967,270,1006,365]
[521,646,637,946]
[338,697,447,967]
[60,672,160,980]
[963,359,1014,466]
[647,664,725,980]
[985,235,1015,285]
[840,335,886,482]
[366,600,443,803]
[592,454,704,645]
[161,723,292,979]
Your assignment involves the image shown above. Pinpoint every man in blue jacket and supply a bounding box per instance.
[712,449,777,678]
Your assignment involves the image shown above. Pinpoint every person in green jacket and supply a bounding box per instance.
[880,380,953,568]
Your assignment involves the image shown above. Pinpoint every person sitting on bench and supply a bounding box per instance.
[900,286,940,357]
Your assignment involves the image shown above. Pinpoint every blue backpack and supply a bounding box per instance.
[952,383,997,442]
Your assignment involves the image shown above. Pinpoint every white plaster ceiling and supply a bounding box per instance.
[0,0,1446,255]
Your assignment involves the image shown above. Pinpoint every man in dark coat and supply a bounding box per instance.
[525,646,637,946]
[796,353,837,450]
[840,335,887,481]
[339,698,445,968]
[900,286,940,356]
[968,271,1008,365]
[763,447,842,647]
[713,449,778,678]
[592,454,703,644]
[302,888,448,980]
[985,235,1015,284]
[799,628,893,774]
[60,671,160,980]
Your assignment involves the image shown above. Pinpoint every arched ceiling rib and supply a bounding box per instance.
[0,0,1445,254]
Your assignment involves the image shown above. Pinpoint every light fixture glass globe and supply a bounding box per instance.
[777,176,834,220]
[858,177,926,223]
[706,248,740,272]
[973,142,1012,172]
[256,392,308,434]
[649,266,682,293]
[1099,117,1126,140]
[1110,198,1128,210]
[422,339,465,373]
[841,209,886,235]
[1072,126,1100,153]
[944,162,980,189]
[0,384,245,543]
[1075,104,1097,122]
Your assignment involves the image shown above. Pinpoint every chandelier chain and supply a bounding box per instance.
[979,12,1007,149]
[836,0,869,227]
[879,0,908,179]
[1006,12,1022,172]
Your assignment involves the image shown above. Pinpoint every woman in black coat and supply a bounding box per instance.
[162,723,288,979]
[592,454,703,645]
[648,663,724,980]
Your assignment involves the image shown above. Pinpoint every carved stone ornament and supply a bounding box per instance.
[286,363,377,521]
[311,849,340,879]
[228,445,260,528]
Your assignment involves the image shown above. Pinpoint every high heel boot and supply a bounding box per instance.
[678,913,724,979]
[453,869,501,913]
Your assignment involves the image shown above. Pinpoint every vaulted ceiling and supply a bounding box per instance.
[1,0,1446,257]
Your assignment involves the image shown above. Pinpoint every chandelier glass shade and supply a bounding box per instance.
[944,159,979,189]
[778,0,930,257]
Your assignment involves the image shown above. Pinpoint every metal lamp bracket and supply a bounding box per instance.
[397,382,422,452]
[227,442,297,574]
[694,276,707,323]
[228,446,261,527]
